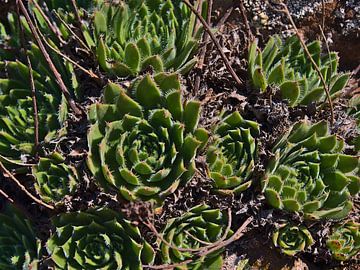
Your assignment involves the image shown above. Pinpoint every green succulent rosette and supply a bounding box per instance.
[159,204,233,269]
[272,224,314,256]
[87,73,208,202]
[47,208,155,269]
[88,0,207,77]
[32,152,78,204]
[262,120,360,219]
[248,35,349,106]
[327,221,360,261]
[0,204,41,270]
[0,14,78,166]
[206,111,260,195]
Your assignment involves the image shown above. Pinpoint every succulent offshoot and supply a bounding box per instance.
[206,111,260,195]
[272,224,314,256]
[33,152,78,204]
[83,0,207,77]
[327,221,360,261]
[159,204,233,269]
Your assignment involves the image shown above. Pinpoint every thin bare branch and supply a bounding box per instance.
[28,0,65,44]
[319,25,332,92]
[239,0,254,41]
[0,161,54,210]
[18,0,82,115]
[216,7,233,28]
[182,0,243,87]
[0,188,14,203]
[27,58,39,152]
[194,0,213,94]
[277,2,334,125]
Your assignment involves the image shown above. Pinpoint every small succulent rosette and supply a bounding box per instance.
[158,204,233,269]
[327,221,360,261]
[272,224,314,256]
[206,111,260,195]
[33,152,78,204]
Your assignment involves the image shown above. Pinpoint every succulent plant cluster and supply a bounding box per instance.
[47,208,155,269]
[248,35,350,106]
[206,111,260,195]
[0,204,41,269]
[0,0,359,269]
[87,73,208,202]
[159,204,232,269]
[32,152,78,204]
[83,0,206,77]
[272,224,314,256]
[262,120,360,219]
[327,221,360,261]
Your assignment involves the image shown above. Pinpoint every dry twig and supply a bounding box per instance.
[18,0,82,115]
[27,59,39,151]
[0,161,54,210]
[182,0,243,87]
[194,0,213,94]
[239,0,254,41]
[0,188,14,203]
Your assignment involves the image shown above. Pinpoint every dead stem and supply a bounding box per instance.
[277,2,334,126]
[29,0,65,44]
[182,0,243,87]
[239,0,254,42]
[319,25,333,92]
[27,58,39,153]
[194,0,213,94]
[18,0,82,115]
[0,188,14,203]
[0,161,54,210]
